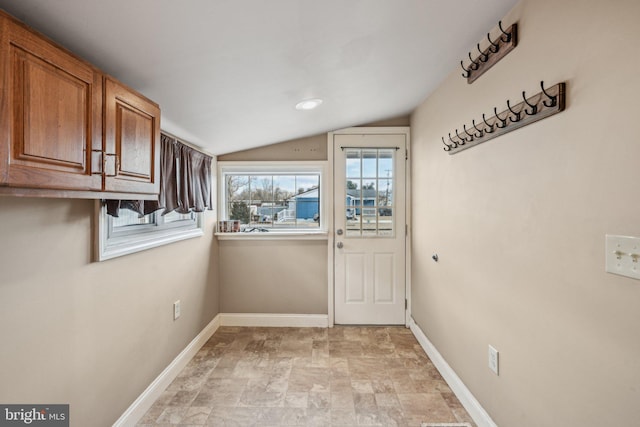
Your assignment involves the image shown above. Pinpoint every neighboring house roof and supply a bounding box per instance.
[347,189,377,199]
[289,188,319,200]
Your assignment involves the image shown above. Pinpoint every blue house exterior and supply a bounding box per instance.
[346,189,377,215]
[289,188,319,220]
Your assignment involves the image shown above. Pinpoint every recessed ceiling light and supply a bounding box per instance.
[295,98,323,111]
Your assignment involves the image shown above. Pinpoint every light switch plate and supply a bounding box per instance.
[605,235,640,280]
[173,300,181,320]
[488,345,499,375]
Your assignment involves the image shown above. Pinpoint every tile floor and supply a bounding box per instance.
[137,326,475,426]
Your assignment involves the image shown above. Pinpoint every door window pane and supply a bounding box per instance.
[362,149,377,178]
[343,148,395,237]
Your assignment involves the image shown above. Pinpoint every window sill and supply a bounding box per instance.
[215,230,329,241]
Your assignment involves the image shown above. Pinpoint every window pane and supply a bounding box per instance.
[223,171,321,231]
[362,149,377,178]
[250,176,273,204]
[378,149,394,178]
[378,179,393,206]
[346,149,361,178]
[112,209,153,228]
[164,211,194,223]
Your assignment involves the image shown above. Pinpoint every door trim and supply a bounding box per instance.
[327,126,411,327]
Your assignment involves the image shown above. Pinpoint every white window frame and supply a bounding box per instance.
[95,201,204,261]
[217,161,328,239]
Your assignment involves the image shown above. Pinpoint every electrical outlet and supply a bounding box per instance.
[173,300,181,320]
[488,345,499,375]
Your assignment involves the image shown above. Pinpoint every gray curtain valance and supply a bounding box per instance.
[106,133,213,217]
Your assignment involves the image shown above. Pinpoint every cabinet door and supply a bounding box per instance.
[103,77,160,195]
[0,17,102,190]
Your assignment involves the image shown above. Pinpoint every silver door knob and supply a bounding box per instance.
[336,229,343,235]
[336,242,344,249]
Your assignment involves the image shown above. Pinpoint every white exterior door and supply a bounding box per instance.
[334,132,407,324]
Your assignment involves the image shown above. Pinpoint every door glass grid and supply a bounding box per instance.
[345,148,394,237]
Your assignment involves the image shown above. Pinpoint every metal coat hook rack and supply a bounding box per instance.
[461,21,518,84]
[442,81,566,154]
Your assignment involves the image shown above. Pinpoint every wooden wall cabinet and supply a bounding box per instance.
[0,11,160,199]
[104,77,160,196]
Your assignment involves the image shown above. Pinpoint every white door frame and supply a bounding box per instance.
[327,126,411,327]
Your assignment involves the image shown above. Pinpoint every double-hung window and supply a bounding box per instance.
[97,203,204,261]
[218,162,327,236]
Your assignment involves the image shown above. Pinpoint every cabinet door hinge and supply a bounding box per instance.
[405,149,408,161]
[405,299,408,309]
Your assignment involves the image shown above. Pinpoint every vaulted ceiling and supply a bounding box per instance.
[0,0,519,154]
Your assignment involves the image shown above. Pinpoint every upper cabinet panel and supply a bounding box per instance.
[0,11,161,199]
[104,77,160,195]
[0,15,102,191]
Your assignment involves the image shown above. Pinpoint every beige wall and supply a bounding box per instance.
[0,197,219,426]
[219,240,327,314]
[410,0,640,426]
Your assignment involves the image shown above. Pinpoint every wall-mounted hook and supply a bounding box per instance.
[482,113,495,133]
[477,44,489,62]
[448,133,459,148]
[468,52,480,70]
[472,119,484,138]
[432,254,439,262]
[442,137,452,152]
[460,61,471,78]
[455,129,467,145]
[498,21,512,42]
[540,81,557,107]
[463,124,475,142]
[443,81,565,155]
[522,91,538,115]
[506,100,521,123]
[494,107,508,128]
[487,32,500,53]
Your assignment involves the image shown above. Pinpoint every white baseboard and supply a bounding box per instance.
[219,313,329,328]
[113,314,221,427]
[409,317,497,427]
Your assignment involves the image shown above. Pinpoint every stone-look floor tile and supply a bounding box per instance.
[136,404,165,425]
[351,379,374,394]
[180,406,212,425]
[238,390,285,407]
[261,407,306,425]
[331,391,355,409]
[371,379,395,393]
[209,390,244,407]
[284,391,308,408]
[156,406,187,424]
[288,367,330,392]
[375,392,400,407]
[331,407,357,425]
[305,408,331,426]
[377,407,408,426]
[397,392,457,422]
[353,392,377,411]
[168,389,199,407]
[355,408,383,426]
[330,377,352,392]
[307,391,330,409]
[205,407,262,426]
[142,326,474,427]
